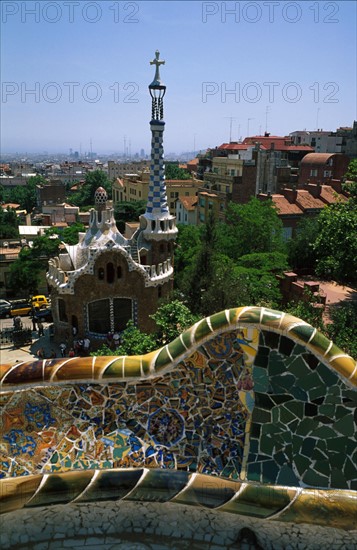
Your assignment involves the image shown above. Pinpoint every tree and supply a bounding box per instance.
[0,207,19,238]
[114,200,146,232]
[220,198,285,261]
[180,211,217,314]
[287,216,319,271]
[70,171,112,207]
[151,299,199,344]
[94,320,157,356]
[314,199,357,284]
[326,302,357,359]
[165,163,191,180]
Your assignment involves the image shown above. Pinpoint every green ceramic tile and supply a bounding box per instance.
[288,324,315,344]
[317,364,338,387]
[311,426,337,439]
[314,460,331,477]
[262,460,280,484]
[288,356,311,378]
[296,418,318,436]
[326,437,347,453]
[302,468,329,488]
[344,457,357,479]
[333,415,355,436]
[209,310,230,331]
[279,406,296,424]
[167,337,188,360]
[252,367,269,391]
[276,374,296,391]
[276,465,299,486]
[247,462,261,482]
[299,372,323,391]
[331,469,349,489]
[154,347,171,370]
[308,385,326,401]
[301,437,316,457]
[319,404,336,416]
[252,408,271,424]
[290,386,308,401]
[284,401,304,418]
[260,435,274,456]
[254,392,274,410]
[268,356,286,376]
[194,318,212,341]
[294,455,310,476]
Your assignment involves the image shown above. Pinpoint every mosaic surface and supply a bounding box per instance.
[0,307,356,527]
[0,328,257,479]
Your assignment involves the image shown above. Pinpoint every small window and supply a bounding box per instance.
[117,266,122,279]
[107,262,115,284]
[58,298,68,322]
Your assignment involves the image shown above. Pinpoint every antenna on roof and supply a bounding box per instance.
[316,108,320,131]
[265,106,270,133]
[224,116,238,142]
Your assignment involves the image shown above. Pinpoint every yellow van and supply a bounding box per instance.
[10,301,32,317]
[31,295,49,309]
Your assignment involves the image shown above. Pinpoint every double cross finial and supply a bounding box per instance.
[149,50,165,88]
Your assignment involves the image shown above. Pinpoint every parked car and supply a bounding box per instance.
[34,308,53,323]
[0,303,12,318]
[0,299,11,308]
[10,301,32,317]
[31,295,50,309]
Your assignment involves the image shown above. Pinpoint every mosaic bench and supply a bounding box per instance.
[1,306,356,549]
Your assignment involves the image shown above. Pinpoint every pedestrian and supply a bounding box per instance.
[36,347,44,359]
[13,316,22,330]
[113,331,120,348]
[83,337,91,355]
[59,342,67,357]
[30,308,37,331]
[68,348,75,358]
[38,320,44,337]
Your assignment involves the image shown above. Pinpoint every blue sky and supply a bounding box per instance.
[1,0,356,154]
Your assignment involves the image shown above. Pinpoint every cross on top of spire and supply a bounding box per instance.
[149,50,165,88]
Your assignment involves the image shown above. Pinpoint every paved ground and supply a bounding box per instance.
[0,317,61,366]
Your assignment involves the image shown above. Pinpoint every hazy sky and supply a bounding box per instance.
[1,0,356,154]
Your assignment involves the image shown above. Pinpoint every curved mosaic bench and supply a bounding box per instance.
[1,307,356,546]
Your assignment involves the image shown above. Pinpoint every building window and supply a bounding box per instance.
[107,262,115,284]
[324,170,332,177]
[310,169,318,177]
[58,299,68,322]
[117,266,122,279]
[88,298,132,334]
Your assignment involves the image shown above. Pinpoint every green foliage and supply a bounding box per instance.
[314,200,357,284]
[151,299,199,344]
[60,223,85,245]
[343,159,357,200]
[70,171,112,207]
[114,320,157,356]
[288,216,319,270]
[284,295,324,331]
[220,198,285,260]
[0,207,19,238]
[326,302,357,359]
[8,248,43,295]
[1,175,44,212]
[165,163,191,180]
[7,231,60,294]
[236,251,288,273]
[114,200,146,232]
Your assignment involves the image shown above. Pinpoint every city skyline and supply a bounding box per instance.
[1,1,356,154]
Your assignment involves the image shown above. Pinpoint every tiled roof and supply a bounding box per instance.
[319,185,348,204]
[177,196,197,211]
[300,153,335,165]
[295,190,326,210]
[243,136,314,152]
[270,195,303,215]
[218,143,250,150]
